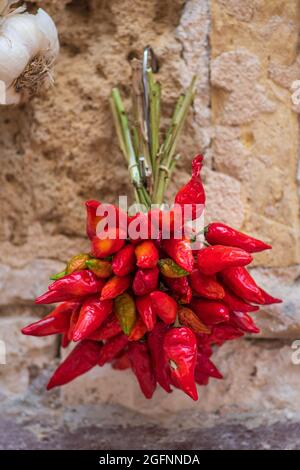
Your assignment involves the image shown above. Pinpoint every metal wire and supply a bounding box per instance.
[142,46,158,162]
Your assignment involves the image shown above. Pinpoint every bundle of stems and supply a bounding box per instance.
[110,53,196,209]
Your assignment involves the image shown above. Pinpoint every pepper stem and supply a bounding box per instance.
[110,88,151,209]
[50,270,66,281]
[173,314,181,328]
[111,47,196,208]
[169,359,178,370]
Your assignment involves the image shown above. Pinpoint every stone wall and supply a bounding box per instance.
[0,0,299,418]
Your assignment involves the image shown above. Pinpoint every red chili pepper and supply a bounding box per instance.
[91,228,126,258]
[197,245,253,276]
[259,288,282,305]
[194,358,222,386]
[112,352,131,370]
[195,352,223,380]
[163,276,189,296]
[220,266,265,304]
[194,371,209,386]
[210,323,244,345]
[229,311,260,334]
[132,267,159,296]
[175,154,206,220]
[190,269,225,300]
[222,287,259,312]
[100,275,131,301]
[135,240,159,269]
[148,322,172,393]
[163,326,198,400]
[88,314,121,341]
[35,270,104,305]
[67,306,80,341]
[147,208,165,234]
[61,332,71,348]
[86,200,103,240]
[128,342,156,399]
[72,297,113,342]
[162,238,194,273]
[128,317,148,341]
[205,222,272,253]
[136,295,156,331]
[86,200,128,240]
[98,333,128,366]
[127,212,150,243]
[148,207,179,234]
[177,288,193,305]
[112,244,136,276]
[190,299,229,325]
[47,340,101,390]
[150,291,177,325]
[164,276,193,304]
[196,336,213,357]
[22,301,79,336]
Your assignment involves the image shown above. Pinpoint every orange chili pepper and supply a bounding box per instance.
[135,240,159,269]
[128,317,148,341]
[178,306,211,334]
[91,228,126,258]
[100,275,131,301]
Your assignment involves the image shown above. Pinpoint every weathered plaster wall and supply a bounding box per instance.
[0,0,300,420]
[211,0,300,339]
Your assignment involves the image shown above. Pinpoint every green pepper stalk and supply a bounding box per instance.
[110,46,196,208]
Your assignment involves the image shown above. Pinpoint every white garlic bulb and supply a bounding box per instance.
[0,1,59,105]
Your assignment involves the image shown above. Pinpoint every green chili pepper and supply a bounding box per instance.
[50,270,67,280]
[66,253,90,274]
[86,258,113,278]
[114,293,137,335]
[158,258,189,278]
[50,253,90,280]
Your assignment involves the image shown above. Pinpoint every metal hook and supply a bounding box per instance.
[142,47,158,116]
[143,46,158,75]
[142,46,158,164]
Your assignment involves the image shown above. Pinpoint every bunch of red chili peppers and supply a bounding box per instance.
[22,155,281,401]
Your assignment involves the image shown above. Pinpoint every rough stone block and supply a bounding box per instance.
[61,339,299,416]
[0,316,56,396]
[251,267,300,338]
[0,260,64,305]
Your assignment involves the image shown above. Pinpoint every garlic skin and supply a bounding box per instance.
[0,3,59,105]
[0,1,25,17]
